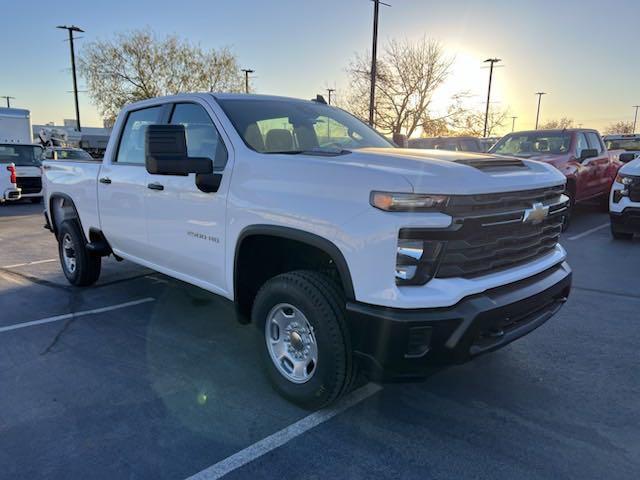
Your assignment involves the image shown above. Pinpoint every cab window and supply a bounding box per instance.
[170,103,228,169]
[575,133,590,158]
[586,132,603,154]
[115,106,163,164]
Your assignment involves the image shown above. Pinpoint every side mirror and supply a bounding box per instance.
[578,148,598,162]
[619,152,636,163]
[145,124,213,175]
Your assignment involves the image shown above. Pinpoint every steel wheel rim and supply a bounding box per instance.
[265,303,318,384]
[62,233,77,274]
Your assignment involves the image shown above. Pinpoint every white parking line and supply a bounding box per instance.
[186,382,382,480]
[567,223,609,241]
[1,258,57,269]
[0,298,155,334]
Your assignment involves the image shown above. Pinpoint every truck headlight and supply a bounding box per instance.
[371,192,449,212]
[615,174,633,186]
[395,238,443,286]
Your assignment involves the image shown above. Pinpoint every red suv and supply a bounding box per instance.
[490,129,619,228]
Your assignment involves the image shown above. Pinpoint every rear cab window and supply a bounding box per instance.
[585,132,604,154]
[0,145,42,166]
[115,106,163,165]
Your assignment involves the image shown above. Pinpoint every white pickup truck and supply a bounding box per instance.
[43,93,572,407]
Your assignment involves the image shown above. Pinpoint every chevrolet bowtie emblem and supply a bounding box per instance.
[523,202,549,224]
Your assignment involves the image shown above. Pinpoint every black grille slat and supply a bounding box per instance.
[629,179,640,202]
[16,176,42,194]
[429,186,566,279]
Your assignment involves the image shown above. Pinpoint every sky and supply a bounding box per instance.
[2,0,638,135]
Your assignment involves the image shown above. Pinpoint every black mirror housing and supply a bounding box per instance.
[579,148,598,161]
[619,152,636,163]
[145,124,213,175]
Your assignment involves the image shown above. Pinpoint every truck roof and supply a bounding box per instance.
[0,107,30,117]
[509,128,599,135]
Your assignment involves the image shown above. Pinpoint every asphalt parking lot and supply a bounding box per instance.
[1,201,639,480]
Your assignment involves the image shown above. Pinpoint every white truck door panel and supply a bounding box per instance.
[98,105,163,259]
[145,102,229,294]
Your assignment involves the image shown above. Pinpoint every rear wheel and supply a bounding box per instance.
[252,270,353,409]
[57,220,102,286]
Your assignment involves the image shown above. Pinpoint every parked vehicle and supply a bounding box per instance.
[408,136,483,152]
[480,137,501,152]
[490,129,620,228]
[603,134,640,163]
[43,93,572,408]
[44,147,96,161]
[0,108,43,202]
[610,157,640,239]
[0,162,21,203]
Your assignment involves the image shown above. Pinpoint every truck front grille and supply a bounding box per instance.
[400,186,567,280]
[16,176,42,195]
[629,178,640,202]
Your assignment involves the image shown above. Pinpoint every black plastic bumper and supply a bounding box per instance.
[346,262,572,380]
[610,209,640,234]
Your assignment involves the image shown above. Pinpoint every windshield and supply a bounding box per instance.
[48,148,94,160]
[605,138,640,152]
[217,98,393,154]
[0,145,43,166]
[491,132,572,156]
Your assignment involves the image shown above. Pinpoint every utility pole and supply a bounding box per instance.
[535,92,547,129]
[482,58,501,138]
[511,116,517,132]
[1,96,15,108]
[57,25,83,132]
[241,69,254,94]
[633,105,640,133]
[326,88,335,105]
[368,0,390,128]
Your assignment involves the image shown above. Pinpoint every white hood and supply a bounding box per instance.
[620,158,640,176]
[337,148,566,195]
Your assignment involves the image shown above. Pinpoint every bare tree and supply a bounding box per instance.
[604,121,634,134]
[538,117,574,130]
[344,38,453,137]
[448,106,510,137]
[79,29,244,124]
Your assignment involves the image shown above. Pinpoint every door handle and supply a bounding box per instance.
[99,177,112,184]
[147,182,164,191]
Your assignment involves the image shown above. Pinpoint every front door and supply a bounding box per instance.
[144,101,231,295]
[98,105,163,259]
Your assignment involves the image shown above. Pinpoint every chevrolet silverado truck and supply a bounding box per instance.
[43,94,572,408]
[490,129,620,229]
[610,156,640,239]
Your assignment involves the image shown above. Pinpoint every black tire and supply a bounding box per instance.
[252,270,353,409]
[57,220,102,286]
[30,197,42,204]
[611,224,633,240]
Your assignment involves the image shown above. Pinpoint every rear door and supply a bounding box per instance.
[573,132,598,200]
[144,101,231,294]
[98,105,163,259]
[585,131,610,196]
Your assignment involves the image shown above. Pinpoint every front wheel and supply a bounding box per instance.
[252,270,353,409]
[57,220,102,286]
[562,192,575,232]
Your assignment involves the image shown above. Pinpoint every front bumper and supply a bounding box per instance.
[2,187,21,202]
[346,262,572,379]
[610,209,640,234]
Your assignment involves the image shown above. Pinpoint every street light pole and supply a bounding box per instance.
[241,69,254,94]
[1,96,15,108]
[633,105,640,134]
[511,116,517,132]
[482,58,501,138]
[368,0,390,128]
[326,88,335,105]
[57,25,83,132]
[535,92,547,130]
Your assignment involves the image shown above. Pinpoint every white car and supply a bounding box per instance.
[43,93,572,407]
[0,162,21,203]
[610,157,640,239]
